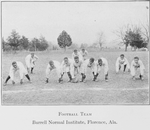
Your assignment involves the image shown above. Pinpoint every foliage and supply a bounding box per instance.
[57,30,72,51]
[20,36,29,50]
[7,30,21,51]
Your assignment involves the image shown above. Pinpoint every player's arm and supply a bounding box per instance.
[116,57,120,66]
[34,55,39,60]
[139,60,145,70]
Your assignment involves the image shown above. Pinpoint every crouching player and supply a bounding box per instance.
[3,61,31,86]
[94,58,109,82]
[70,56,85,83]
[82,57,97,82]
[25,52,38,74]
[45,60,63,83]
[60,57,73,82]
[116,54,130,73]
[130,57,145,80]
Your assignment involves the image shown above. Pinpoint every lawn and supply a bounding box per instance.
[2,50,149,105]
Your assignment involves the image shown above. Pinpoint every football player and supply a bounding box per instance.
[79,48,88,61]
[25,52,38,74]
[116,54,130,73]
[45,60,62,83]
[94,57,109,82]
[3,61,31,86]
[60,57,73,82]
[130,56,145,80]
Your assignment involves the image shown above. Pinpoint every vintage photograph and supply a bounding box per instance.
[1,1,149,105]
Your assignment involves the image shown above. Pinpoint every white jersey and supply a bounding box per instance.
[130,60,145,70]
[46,60,61,78]
[82,59,97,75]
[60,58,73,73]
[79,50,88,60]
[72,52,83,61]
[25,54,38,68]
[116,57,129,66]
[130,60,145,76]
[9,61,28,80]
[70,59,84,78]
[95,57,109,75]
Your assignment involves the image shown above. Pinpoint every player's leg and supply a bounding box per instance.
[91,65,97,81]
[26,60,31,74]
[31,67,34,74]
[80,73,86,82]
[130,67,136,80]
[71,68,78,83]
[45,68,50,83]
[123,64,127,73]
[67,72,72,82]
[57,68,63,83]
[65,66,72,82]
[116,63,120,73]
[3,75,11,86]
[139,67,144,80]
[31,61,35,74]
[104,66,109,82]
[7,71,15,85]
[93,66,100,81]
[80,64,86,82]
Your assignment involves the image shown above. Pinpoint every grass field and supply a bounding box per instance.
[2,50,149,105]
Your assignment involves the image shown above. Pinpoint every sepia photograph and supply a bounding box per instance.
[1,1,149,105]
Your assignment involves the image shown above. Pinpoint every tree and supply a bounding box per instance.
[30,38,39,51]
[125,26,144,51]
[7,30,21,52]
[57,30,72,51]
[38,36,49,51]
[114,25,130,51]
[2,37,5,51]
[20,36,29,50]
[30,37,49,51]
[140,23,149,48]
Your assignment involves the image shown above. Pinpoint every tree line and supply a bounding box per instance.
[2,24,149,52]
[2,30,49,52]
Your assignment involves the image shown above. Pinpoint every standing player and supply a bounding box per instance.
[130,56,145,80]
[94,57,109,82]
[72,49,83,61]
[116,54,130,73]
[3,61,31,86]
[70,56,85,83]
[45,60,62,83]
[79,48,88,61]
[60,57,73,82]
[25,52,38,74]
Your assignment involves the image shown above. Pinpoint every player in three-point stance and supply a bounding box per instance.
[25,52,38,74]
[79,48,88,61]
[70,56,85,83]
[81,57,97,82]
[116,54,130,73]
[60,57,73,82]
[94,57,109,82]
[45,60,63,83]
[130,56,145,80]
[3,61,31,86]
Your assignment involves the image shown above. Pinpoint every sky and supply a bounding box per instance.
[2,1,149,47]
